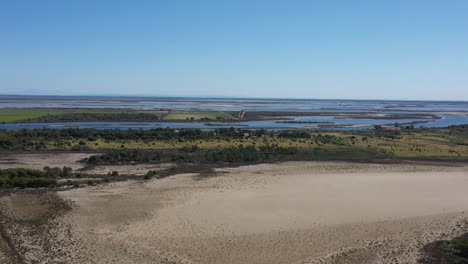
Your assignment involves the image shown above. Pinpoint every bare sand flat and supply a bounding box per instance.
[0,152,173,176]
[0,152,95,170]
[58,162,468,264]
[83,163,173,175]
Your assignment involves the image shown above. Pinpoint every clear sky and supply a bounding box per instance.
[1,0,467,100]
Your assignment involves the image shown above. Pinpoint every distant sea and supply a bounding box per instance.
[1,95,468,112]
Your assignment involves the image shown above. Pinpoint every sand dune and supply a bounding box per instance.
[58,162,468,264]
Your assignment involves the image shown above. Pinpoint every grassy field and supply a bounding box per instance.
[0,109,235,122]
[163,112,237,121]
[47,131,467,160]
[0,109,136,122]
[0,121,466,160]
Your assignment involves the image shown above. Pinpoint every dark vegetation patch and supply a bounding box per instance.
[276,121,334,124]
[85,144,391,165]
[0,169,58,189]
[19,112,163,123]
[239,110,440,120]
[0,167,127,189]
[0,190,73,263]
[420,233,468,264]
[5,191,73,226]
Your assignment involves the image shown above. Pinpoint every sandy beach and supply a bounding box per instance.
[52,161,468,264]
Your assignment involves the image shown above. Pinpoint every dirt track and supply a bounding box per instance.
[55,161,468,264]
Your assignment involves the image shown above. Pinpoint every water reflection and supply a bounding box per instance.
[1,114,467,130]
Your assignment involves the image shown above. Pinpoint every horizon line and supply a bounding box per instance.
[1,93,468,103]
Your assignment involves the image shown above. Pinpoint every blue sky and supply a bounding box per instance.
[1,0,467,100]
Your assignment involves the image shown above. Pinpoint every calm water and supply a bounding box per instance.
[2,95,468,112]
[1,95,467,130]
[1,114,467,131]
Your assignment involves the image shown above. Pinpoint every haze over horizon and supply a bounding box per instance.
[1,0,468,100]
[2,93,468,103]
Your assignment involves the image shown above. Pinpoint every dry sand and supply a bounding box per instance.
[0,152,94,170]
[55,161,468,264]
[83,163,173,175]
[0,152,172,176]
[0,239,15,264]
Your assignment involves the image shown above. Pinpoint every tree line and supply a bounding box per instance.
[85,143,390,165]
[0,127,269,150]
[85,145,300,165]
